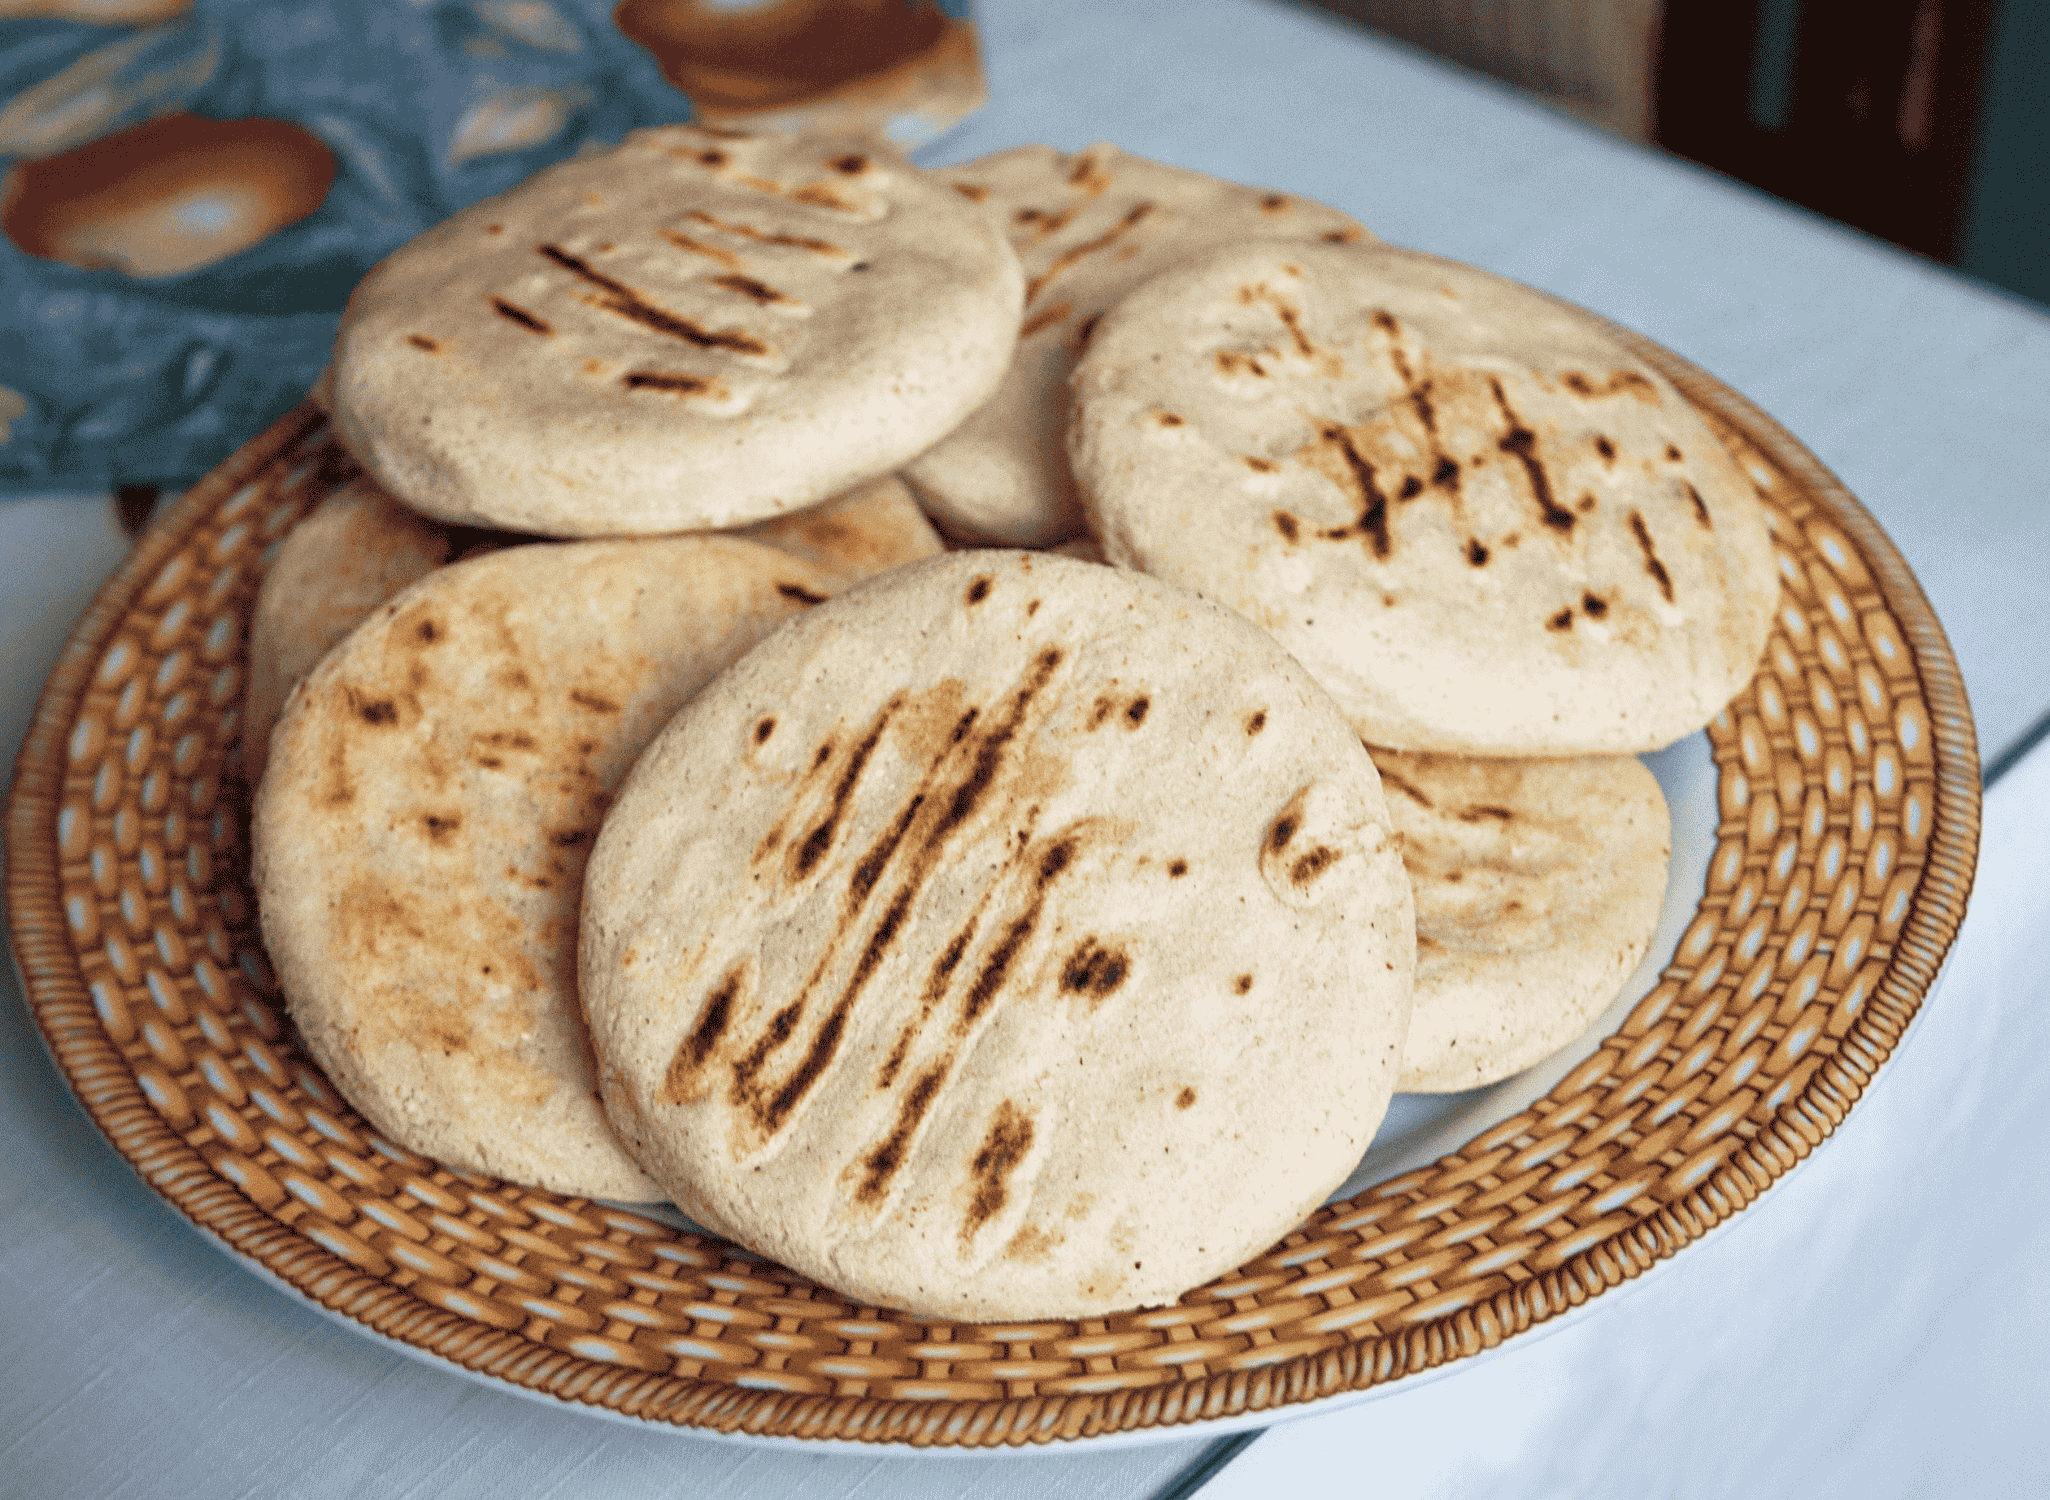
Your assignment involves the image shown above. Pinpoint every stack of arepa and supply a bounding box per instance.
[246,125,1776,1320]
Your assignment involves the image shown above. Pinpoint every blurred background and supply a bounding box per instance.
[2,0,2045,503]
[1311,0,2048,310]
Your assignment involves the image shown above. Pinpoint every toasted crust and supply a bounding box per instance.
[1068,241,1779,755]
[332,125,1023,536]
[581,551,1415,1318]
[1370,749,1671,1091]
[903,144,1369,547]
[253,536,842,1201]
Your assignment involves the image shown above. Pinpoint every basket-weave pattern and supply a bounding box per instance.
[5,339,1980,1447]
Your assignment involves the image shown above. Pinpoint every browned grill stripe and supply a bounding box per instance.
[1687,482,1713,527]
[1376,767,1433,807]
[491,297,551,335]
[1019,300,1071,338]
[668,964,746,1093]
[793,697,901,881]
[712,273,793,306]
[1024,203,1154,305]
[964,1102,1034,1239]
[1327,426,1392,559]
[856,1062,949,1202]
[1490,379,1576,534]
[850,793,926,910]
[718,651,1068,1148]
[621,371,725,397]
[759,883,914,1129]
[538,244,769,355]
[681,209,845,257]
[657,227,740,268]
[1630,509,1676,602]
[776,581,828,606]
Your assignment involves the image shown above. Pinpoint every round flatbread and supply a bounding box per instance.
[581,550,1415,1318]
[252,536,841,1201]
[903,144,1368,547]
[331,124,1023,536]
[1370,748,1670,1092]
[1068,240,1779,755]
[244,475,449,788]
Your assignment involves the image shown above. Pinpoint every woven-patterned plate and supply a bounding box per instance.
[4,331,1979,1451]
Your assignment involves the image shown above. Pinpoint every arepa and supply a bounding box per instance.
[331,124,1023,536]
[244,474,449,787]
[1369,748,1670,1091]
[1068,241,1779,755]
[252,536,841,1201]
[581,550,1415,1318]
[904,144,1368,546]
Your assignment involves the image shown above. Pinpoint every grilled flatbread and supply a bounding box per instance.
[581,550,1414,1318]
[1068,241,1779,755]
[903,144,1368,546]
[330,124,1023,536]
[252,536,841,1201]
[1370,748,1670,1091]
[243,476,449,787]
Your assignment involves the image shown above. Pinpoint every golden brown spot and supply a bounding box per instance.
[1595,435,1616,462]
[965,575,993,605]
[776,581,828,606]
[1233,975,1252,995]
[422,813,460,842]
[1548,608,1575,631]
[1175,1086,1197,1108]
[952,181,989,203]
[1289,846,1339,884]
[1005,1224,1059,1262]
[1019,300,1071,338]
[1246,710,1267,736]
[1466,537,1490,566]
[1168,859,1188,878]
[1459,805,1514,822]
[1267,813,1298,853]
[1273,510,1300,543]
[1217,349,1267,378]
[1582,592,1608,618]
[568,689,619,714]
[1157,411,1183,427]
[1124,697,1149,728]
[1060,938,1129,1001]
[791,182,856,211]
[1246,456,1277,474]
[831,153,869,175]
[354,694,398,726]
[754,717,776,744]
[1260,193,1288,212]
[407,334,439,352]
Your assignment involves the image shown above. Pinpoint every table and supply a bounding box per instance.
[6,0,2048,1495]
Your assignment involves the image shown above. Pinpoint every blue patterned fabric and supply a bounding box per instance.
[1,0,693,493]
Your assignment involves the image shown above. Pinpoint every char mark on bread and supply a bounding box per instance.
[537,244,770,355]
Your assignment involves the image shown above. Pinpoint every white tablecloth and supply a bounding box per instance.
[6,1,2049,1495]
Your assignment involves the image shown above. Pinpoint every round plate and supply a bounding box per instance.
[4,331,1980,1450]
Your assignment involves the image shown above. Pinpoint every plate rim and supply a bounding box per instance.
[4,324,1983,1449]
